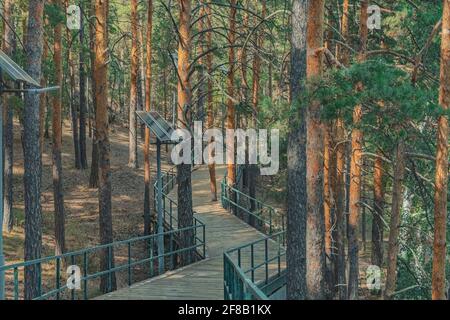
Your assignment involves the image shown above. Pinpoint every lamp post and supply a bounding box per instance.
[156,140,164,274]
[136,111,176,276]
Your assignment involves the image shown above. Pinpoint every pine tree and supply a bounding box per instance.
[94,0,116,293]
[177,0,194,266]
[286,0,308,300]
[305,0,326,300]
[23,0,45,300]
[129,0,139,168]
[432,0,450,300]
[52,0,66,256]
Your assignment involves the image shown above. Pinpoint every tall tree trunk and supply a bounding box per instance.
[334,118,347,299]
[323,127,334,295]
[144,0,153,236]
[138,23,145,140]
[23,0,45,300]
[306,0,326,300]
[432,0,450,300]
[384,141,406,300]
[128,0,139,168]
[94,0,116,293]
[39,36,48,155]
[371,155,385,267]
[337,0,350,65]
[89,0,99,188]
[52,0,66,257]
[286,0,308,300]
[2,0,15,233]
[247,0,266,219]
[79,0,88,169]
[177,0,194,266]
[332,0,351,299]
[197,2,206,123]
[68,34,81,169]
[205,2,217,201]
[347,0,368,300]
[226,0,237,187]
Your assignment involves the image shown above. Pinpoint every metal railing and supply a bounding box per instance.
[153,164,204,232]
[0,165,205,300]
[0,224,205,300]
[221,167,287,300]
[221,174,285,237]
[224,232,286,300]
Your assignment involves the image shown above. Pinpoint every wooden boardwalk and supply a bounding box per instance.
[97,166,282,300]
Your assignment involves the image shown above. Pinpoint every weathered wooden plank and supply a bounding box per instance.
[97,166,281,300]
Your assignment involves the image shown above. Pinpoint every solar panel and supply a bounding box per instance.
[0,50,40,87]
[136,111,176,143]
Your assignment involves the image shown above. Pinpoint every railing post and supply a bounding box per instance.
[71,255,76,300]
[237,249,241,268]
[170,201,173,230]
[265,238,269,284]
[108,246,112,293]
[269,210,273,235]
[14,267,19,300]
[83,252,88,300]
[250,244,255,283]
[56,257,61,300]
[202,224,206,259]
[127,242,132,286]
[278,236,281,276]
[170,232,174,270]
[149,238,154,277]
[236,192,240,217]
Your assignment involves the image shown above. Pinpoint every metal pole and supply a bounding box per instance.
[0,86,5,300]
[156,141,165,274]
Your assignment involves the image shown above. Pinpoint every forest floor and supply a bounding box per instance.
[3,119,173,297]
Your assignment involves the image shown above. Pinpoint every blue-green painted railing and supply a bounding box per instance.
[0,224,205,300]
[0,166,205,300]
[224,232,286,300]
[222,168,286,300]
[153,163,203,232]
[221,175,285,236]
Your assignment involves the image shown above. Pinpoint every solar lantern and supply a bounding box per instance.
[136,111,177,274]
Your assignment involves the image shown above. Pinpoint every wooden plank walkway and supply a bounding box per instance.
[97,166,282,300]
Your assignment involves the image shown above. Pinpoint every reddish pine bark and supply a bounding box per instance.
[332,0,350,299]
[94,0,116,293]
[205,2,217,201]
[384,141,406,300]
[306,0,326,300]
[371,155,385,267]
[347,0,368,300]
[144,0,154,235]
[432,0,450,300]
[128,0,139,168]
[226,0,237,186]
[177,0,194,266]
